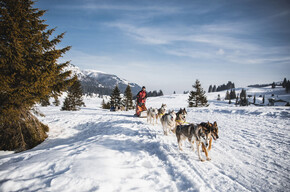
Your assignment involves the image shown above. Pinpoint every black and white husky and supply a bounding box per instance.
[161,110,176,135]
[147,107,158,125]
[175,108,187,126]
[176,123,212,162]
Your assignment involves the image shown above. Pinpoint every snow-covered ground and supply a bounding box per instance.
[0,87,290,191]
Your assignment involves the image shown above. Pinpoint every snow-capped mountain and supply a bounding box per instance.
[66,64,141,95]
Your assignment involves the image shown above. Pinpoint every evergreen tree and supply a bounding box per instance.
[236,94,239,105]
[240,89,248,106]
[240,89,247,99]
[262,95,265,104]
[101,99,110,109]
[253,95,256,104]
[208,85,212,93]
[183,91,189,94]
[0,0,73,151]
[282,78,287,88]
[123,84,133,111]
[110,85,122,108]
[212,85,217,92]
[225,90,230,100]
[226,81,234,89]
[188,79,208,107]
[272,82,276,88]
[158,90,164,96]
[147,91,152,97]
[286,81,290,93]
[173,91,176,94]
[62,77,85,111]
[230,89,236,99]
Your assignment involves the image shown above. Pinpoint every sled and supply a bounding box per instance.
[139,111,147,118]
[135,103,147,118]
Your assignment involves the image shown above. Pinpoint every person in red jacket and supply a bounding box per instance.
[135,86,147,116]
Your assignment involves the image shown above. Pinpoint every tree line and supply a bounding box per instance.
[147,90,164,97]
[208,81,235,93]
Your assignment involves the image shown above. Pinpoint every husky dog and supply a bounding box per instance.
[176,123,212,162]
[161,110,176,135]
[147,107,158,125]
[175,108,187,125]
[172,108,187,133]
[157,104,167,122]
[200,122,219,151]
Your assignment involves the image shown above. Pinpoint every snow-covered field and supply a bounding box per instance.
[0,87,290,192]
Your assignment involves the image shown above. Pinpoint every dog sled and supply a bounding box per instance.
[135,103,147,118]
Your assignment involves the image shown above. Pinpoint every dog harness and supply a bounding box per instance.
[176,119,189,125]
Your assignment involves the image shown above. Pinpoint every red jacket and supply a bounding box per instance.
[137,90,147,104]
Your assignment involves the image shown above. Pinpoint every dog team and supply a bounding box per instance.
[147,104,219,162]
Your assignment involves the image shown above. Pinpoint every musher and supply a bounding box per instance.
[135,86,147,117]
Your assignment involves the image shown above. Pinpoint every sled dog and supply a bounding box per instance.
[200,121,219,151]
[161,110,176,135]
[157,104,167,122]
[176,123,212,162]
[175,108,187,125]
[172,108,187,133]
[147,107,158,125]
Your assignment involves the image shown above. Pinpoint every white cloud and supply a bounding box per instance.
[107,21,290,66]
[216,49,225,55]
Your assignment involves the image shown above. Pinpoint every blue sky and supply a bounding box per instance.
[35,0,290,94]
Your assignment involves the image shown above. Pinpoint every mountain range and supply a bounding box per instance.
[67,64,142,96]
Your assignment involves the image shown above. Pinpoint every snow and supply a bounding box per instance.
[1,87,290,192]
[82,69,107,78]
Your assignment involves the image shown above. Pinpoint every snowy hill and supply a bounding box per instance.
[0,87,289,191]
[67,64,142,95]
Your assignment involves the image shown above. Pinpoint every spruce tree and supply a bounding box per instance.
[208,85,212,93]
[230,89,236,99]
[123,84,133,111]
[282,78,287,88]
[262,95,265,104]
[110,85,122,109]
[225,90,230,100]
[212,85,217,92]
[0,0,73,151]
[272,82,276,88]
[188,79,208,107]
[240,89,248,106]
[286,81,290,93]
[62,77,85,111]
